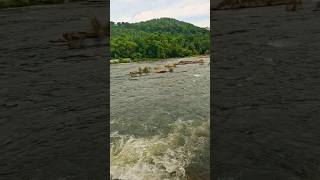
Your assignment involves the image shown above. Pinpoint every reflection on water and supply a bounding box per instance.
[111,56,210,180]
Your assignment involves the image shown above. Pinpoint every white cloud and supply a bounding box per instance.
[113,0,137,3]
[133,0,209,22]
[111,0,210,27]
[192,18,210,28]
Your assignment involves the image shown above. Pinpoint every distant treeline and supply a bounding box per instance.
[110,18,210,60]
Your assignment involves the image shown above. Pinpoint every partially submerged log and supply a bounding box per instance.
[155,69,168,73]
[177,59,204,65]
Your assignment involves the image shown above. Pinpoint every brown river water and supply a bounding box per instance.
[110,56,210,180]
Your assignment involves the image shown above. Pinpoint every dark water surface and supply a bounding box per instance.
[212,2,320,179]
[0,2,108,179]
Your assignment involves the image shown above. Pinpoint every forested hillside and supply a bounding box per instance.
[110,18,210,60]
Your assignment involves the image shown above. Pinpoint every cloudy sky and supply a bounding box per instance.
[111,0,210,27]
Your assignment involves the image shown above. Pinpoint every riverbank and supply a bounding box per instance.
[110,55,209,64]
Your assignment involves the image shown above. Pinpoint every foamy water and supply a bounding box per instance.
[111,120,209,180]
[111,56,210,180]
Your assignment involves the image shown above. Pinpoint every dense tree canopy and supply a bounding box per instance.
[110,18,210,60]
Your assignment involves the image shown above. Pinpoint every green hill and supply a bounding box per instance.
[110,18,210,60]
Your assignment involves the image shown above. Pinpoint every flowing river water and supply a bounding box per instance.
[110,56,210,180]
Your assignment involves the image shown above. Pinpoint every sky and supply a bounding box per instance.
[111,0,210,27]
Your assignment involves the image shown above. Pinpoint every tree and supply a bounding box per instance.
[110,18,209,60]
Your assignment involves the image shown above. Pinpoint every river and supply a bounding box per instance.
[110,56,210,180]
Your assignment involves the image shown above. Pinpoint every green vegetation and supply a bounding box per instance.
[142,66,151,73]
[111,18,209,61]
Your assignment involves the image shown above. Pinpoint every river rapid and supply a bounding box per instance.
[110,56,210,180]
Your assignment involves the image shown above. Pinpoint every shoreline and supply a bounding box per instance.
[110,55,210,65]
